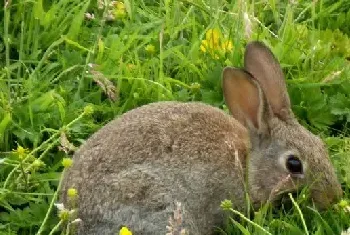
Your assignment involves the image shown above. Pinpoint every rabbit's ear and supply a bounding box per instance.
[244,41,291,121]
[222,67,272,134]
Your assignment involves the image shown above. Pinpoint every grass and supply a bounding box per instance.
[0,0,350,234]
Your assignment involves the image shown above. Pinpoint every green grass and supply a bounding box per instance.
[0,0,350,234]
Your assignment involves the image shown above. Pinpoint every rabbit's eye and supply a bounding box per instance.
[286,155,303,174]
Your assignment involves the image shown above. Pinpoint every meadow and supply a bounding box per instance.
[0,0,350,234]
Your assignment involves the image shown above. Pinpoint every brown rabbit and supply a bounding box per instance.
[60,41,343,235]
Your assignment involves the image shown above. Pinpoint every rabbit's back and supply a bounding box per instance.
[61,101,249,234]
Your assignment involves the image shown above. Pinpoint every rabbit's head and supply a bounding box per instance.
[222,41,343,210]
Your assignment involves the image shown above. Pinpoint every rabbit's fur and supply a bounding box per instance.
[60,41,342,235]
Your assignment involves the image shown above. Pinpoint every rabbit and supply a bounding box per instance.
[60,41,343,235]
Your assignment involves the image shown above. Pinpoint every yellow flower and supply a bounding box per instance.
[221,40,233,52]
[106,1,127,21]
[145,44,155,54]
[205,29,220,48]
[220,199,233,211]
[115,1,125,10]
[62,158,73,168]
[200,40,208,52]
[200,28,233,59]
[17,146,26,155]
[14,145,29,160]
[84,105,94,115]
[339,199,349,208]
[114,2,126,19]
[58,209,70,221]
[67,188,78,198]
[119,226,132,235]
[32,159,45,168]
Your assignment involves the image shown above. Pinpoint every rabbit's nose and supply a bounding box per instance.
[311,184,343,210]
[321,174,344,207]
[330,182,344,203]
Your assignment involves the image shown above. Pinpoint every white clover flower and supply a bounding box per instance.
[54,203,65,211]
